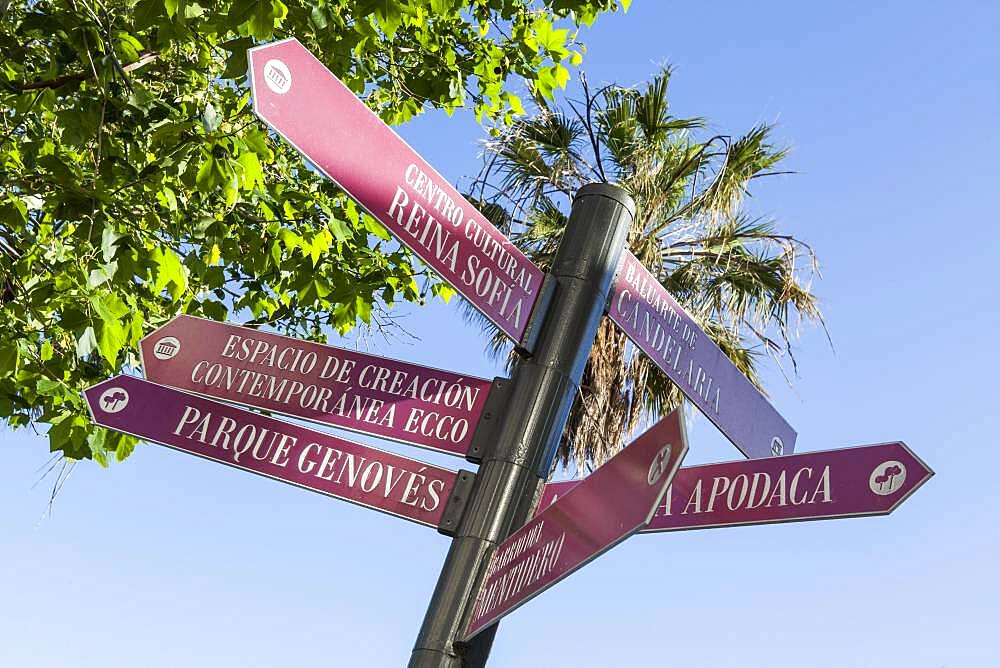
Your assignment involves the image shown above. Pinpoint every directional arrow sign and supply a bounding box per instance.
[463,409,688,640]
[84,375,458,528]
[609,250,796,459]
[539,442,933,533]
[140,315,491,458]
[248,39,544,343]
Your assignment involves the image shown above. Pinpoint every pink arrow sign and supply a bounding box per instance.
[463,409,689,639]
[609,250,796,459]
[248,39,544,343]
[538,442,932,533]
[83,375,457,528]
[140,315,491,458]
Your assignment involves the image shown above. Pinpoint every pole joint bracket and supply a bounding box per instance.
[437,469,476,537]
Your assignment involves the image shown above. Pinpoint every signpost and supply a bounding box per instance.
[464,409,688,639]
[84,375,461,528]
[140,314,492,458]
[68,34,936,668]
[539,442,932,533]
[247,38,545,345]
[609,250,797,459]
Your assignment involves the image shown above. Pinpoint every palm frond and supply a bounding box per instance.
[464,68,823,474]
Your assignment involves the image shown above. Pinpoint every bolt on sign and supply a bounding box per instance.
[539,442,933,532]
[140,315,492,458]
[609,250,797,459]
[84,376,458,528]
[248,39,545,344]
[464,408,688,639]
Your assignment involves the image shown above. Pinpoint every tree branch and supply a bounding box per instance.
[8,51,159,92]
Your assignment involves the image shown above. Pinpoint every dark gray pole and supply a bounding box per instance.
[408,184,635,668]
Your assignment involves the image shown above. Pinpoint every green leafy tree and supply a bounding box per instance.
[0,0,629,465]
[469,69,826,471]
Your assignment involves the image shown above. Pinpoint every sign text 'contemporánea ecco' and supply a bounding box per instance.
[248,39,544,343]
[538,442,932,532]
[609,250,796,459]
[84,376,458,527]
[141,315,491,457]
[464,409,688,639]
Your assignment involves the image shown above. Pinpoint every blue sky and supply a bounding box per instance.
[2,2,998,666]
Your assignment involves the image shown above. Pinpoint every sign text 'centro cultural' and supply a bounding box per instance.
[248,39,544,342]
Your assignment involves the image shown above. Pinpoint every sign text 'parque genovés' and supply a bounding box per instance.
[84,376,458,528]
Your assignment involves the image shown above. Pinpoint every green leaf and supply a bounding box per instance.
[164,0,184,20]
[236,151,264,190]
[92,293,130,321]
[202,103,221,133]
[151,247,187,300]
[0,343,18,376]
[248,0,288,39]
[74,326,97,360]
[329,218,350,242]
[364,215,391,241]
[114,432,137,462]
[101,227,123,263]
[196,155,222,193]
[97,317,127,367]
[553,63,570,89]
[243,129,274,161]
[91,293,130,366]
[36,377,64,397]
[88,261,118,289]
[47,412,75,454]
[431,282,456,304]
[356,295,372,324]
[134,0,164,29]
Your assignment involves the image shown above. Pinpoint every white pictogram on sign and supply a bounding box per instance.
[869,460,907,496]
[263,60,292,94]
[152,336,181,360]
[647,445,672,486]
[99,387,130,414]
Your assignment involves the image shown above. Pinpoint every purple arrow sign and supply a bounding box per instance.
[538,442,932,533]
[609,250,796,459]
[463,409,688,639]
[248,39,544,343]
[83,375,458,528]
[140,315,491,458]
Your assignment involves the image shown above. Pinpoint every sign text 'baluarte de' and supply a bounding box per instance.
[610,250,796,459]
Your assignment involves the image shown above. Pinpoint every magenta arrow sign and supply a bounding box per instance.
[140,315,491,458]
[83,375,458,528]
[248,39,544,343]
[609,250,796,459]
[463,408,688,640]
[538,441,933,533]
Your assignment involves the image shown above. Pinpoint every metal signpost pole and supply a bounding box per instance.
[409,184,635,668]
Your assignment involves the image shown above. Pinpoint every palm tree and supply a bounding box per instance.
[466,68,825,473]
